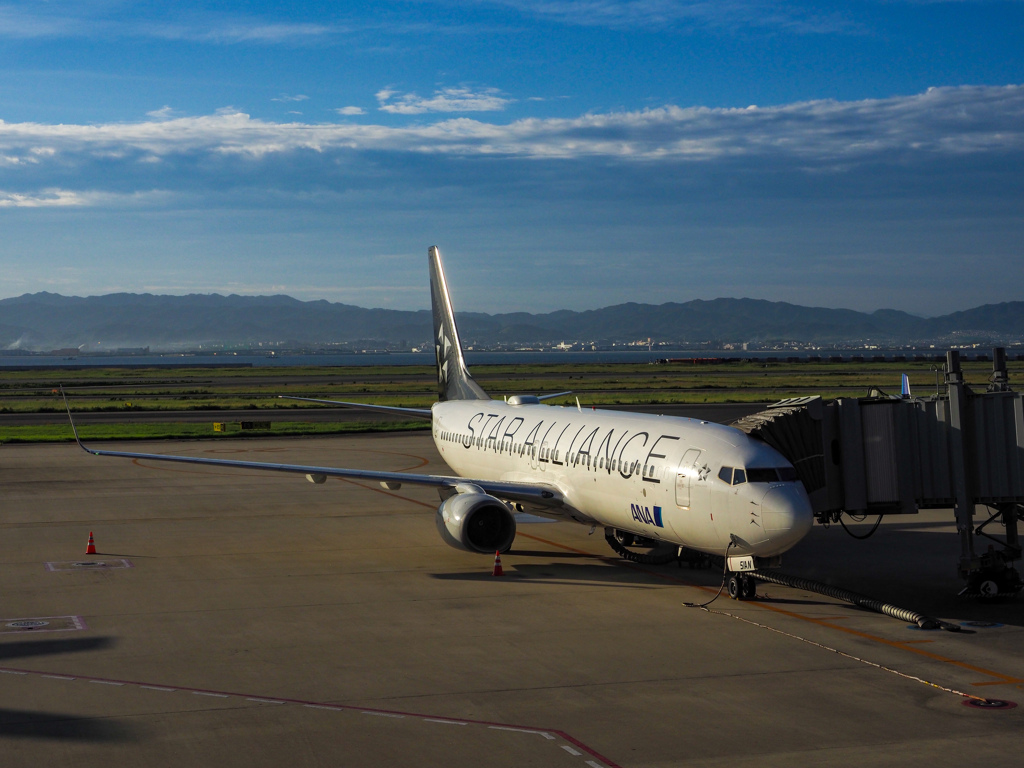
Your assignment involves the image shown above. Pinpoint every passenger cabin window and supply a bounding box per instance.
[718,466,733,483]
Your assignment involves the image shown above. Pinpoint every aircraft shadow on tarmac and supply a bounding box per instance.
[431,557,844,606]
[0,709,138,742]
[436,526,1024,626]
[0,636,114,661]
[430,560,661,589]
[500,548,594,559]
[0,636,137,742]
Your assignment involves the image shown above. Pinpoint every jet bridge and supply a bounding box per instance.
[733,348,1024,596]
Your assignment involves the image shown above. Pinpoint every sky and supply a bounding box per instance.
[0,1,1022,316]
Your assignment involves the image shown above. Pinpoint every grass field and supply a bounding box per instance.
[2,358,1018,442]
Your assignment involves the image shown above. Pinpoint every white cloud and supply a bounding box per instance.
[0,188,170,207]
[0,5,337,43]
[472,0,851,33]
[272,94,309,103]
[146,106,179,120]
[377,87,513,114]
[0,188,89,207]
[178,23,333,43]
[0,85,1021,205]
[335,106,366,116]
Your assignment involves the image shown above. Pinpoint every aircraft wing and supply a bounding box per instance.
[278,395,432,419]
[70,439,564,507]
[62,393,561,508]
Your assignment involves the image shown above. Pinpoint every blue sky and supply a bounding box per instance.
[1,1,1022,315]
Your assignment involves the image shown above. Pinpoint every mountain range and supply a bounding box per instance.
[1,292,1022,351]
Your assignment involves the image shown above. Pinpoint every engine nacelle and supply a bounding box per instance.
[436,491,517,554]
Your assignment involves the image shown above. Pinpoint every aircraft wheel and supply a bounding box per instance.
[978,579,1000,598]
[740,575,757,601]
[727,575,742,600]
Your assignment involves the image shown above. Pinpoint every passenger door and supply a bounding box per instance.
[675,449,701,508]
[670,448,719,550]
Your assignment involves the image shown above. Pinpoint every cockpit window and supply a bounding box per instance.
[718,466,733,483]
[732,468,746,485]
[744,467,799,483]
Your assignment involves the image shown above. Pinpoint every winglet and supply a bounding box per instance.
[61,387,94,454]
[901,373,912,399]
[536,391,572,402]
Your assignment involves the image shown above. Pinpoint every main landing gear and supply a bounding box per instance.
[604,528,678,565]
[726,573,757,601]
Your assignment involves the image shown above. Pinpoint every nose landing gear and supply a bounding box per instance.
[727,573,757,601]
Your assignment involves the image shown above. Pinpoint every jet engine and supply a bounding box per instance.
[436,490,517,554]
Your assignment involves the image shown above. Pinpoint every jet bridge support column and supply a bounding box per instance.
[946,351,977,578]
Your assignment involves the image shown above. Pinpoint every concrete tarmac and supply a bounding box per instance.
[1,433,1022,767]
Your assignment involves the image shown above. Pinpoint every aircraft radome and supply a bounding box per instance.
[66,246,813,600]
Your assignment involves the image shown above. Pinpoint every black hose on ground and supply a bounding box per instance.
[839,513,884,540]
[751,569,960,631]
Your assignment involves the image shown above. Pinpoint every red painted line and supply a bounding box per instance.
[0,664,624,768]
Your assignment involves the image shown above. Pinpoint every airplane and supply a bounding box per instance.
[65,246,813,600]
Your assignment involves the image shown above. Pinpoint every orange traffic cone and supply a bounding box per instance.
[86,532,97,555]
[492,550,504,577]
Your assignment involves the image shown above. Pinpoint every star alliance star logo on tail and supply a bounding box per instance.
[436,326,451,388]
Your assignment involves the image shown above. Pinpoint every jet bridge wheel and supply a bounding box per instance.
[604,528,678,565]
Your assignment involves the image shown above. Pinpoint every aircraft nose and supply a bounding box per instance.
[760,484,814,554]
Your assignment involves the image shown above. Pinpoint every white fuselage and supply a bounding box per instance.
[432,400,813,558]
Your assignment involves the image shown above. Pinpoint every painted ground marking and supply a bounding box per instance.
[0,664,623,768]
[0,615,87,634]
[488,726,553,738]
[45,559,134,571]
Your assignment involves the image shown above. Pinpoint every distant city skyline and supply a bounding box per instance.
[1,2,1022,315]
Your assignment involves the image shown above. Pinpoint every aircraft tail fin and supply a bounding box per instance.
[428,246,489,402]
